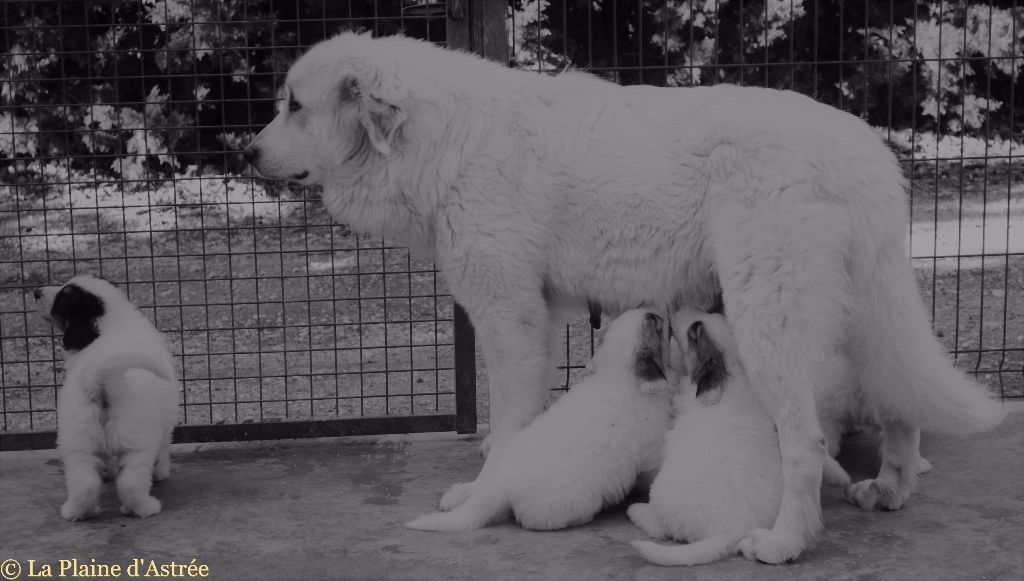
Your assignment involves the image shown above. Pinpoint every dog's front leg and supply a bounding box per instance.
[468,303,557,457]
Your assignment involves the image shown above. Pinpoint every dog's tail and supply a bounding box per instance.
[853,244,1006,434]
[405,490,507,531]
[65,351,175,398]
[630,533,744,567]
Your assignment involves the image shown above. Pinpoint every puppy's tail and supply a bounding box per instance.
[65,351,175,398]
[853,250,1006,435]
[405,490,507,532]
[630,533,744,567]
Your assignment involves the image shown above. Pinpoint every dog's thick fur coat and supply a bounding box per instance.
[246,32,1006,562]
[405,310,674,531]
[35,275,178,520]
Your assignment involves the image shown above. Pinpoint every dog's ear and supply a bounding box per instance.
[51,283,105,351]
[687,320,729,397]
[340,75,406,156]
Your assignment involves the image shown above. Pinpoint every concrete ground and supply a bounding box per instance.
[1,406,1022,581]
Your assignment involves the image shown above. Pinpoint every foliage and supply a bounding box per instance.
[2,1,1020,184]
[509,0,1023,138]
[1,0,404,184]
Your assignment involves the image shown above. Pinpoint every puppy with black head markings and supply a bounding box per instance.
[34,274,178,520]
[628,309,853,566]
[406,309,676,532]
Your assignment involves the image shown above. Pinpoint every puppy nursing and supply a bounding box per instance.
[34,275,178,520]
[629,309,851,566]
[406,309,675,531]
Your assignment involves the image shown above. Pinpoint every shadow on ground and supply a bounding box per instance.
[1,405,1021,581]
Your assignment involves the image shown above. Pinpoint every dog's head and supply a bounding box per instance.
[33,275,125,352]
[590,309,673,394]
[671,309,733,404]
[243,32,409,186]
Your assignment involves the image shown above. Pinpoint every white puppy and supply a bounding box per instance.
[629,309,855,566]
[34,274,178,520]
[406,309,674,531]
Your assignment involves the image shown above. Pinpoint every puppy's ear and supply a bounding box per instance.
[51,284,105,351]
[340,75,406,156]
[687,320,729,397]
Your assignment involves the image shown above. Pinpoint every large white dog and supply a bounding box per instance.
[245,32,1006,562]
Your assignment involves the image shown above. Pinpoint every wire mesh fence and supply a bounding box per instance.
[0,0,463,450]
[1,0,1021,451]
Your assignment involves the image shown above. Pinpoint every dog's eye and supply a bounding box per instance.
[288,96,302,113]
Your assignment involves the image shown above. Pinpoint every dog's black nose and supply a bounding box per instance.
[242,146,259,165]
[33,288,43,300]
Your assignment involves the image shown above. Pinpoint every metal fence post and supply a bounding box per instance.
[453,304,477,433]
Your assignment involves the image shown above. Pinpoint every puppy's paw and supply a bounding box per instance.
[121,496,162,518]
[822,456,851,488]
[737,528,806,565]
[478,434,493,458]
[639,379,668,395]
[626,503,666,539]
[916,457,933,476]
[845,478,910,511]
[153,465,170,482]
[439,482,474,511]
[61,500,100,521]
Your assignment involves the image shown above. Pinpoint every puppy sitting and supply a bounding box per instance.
[34,274,178,520]
[628,309,852,566]
[406,309,675,531]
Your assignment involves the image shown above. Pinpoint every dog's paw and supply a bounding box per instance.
[845,478,907,511]
[61,500,100,521]
[626,503,665,539]
[916,457,933,476]
[121,496,162,518]
[737,528,806,565]
[439,482,474,511]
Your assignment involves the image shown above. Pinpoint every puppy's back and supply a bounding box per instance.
[660,385,782,539]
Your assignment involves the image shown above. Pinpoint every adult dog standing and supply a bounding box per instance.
[245,33,1005,562]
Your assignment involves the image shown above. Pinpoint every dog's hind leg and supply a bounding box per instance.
[846,420,919,510]
[845,211,1004,509]
[61,451,103,521]
[711,199,854,564]
[116,450,162,517]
